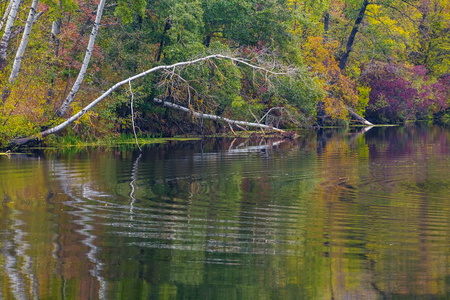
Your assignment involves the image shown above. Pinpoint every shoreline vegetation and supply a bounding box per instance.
[3,120,448,152]
[0,0,449,149]
[0,124,405,152]
[1,119,446,152]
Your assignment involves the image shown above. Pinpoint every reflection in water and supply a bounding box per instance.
[0,124,449,299]
[2,213,27,300]
[54,163,107,300]
[2,211,40,300]
[129,153,142,218]
[228,139,284,154]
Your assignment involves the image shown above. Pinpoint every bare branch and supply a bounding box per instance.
[249,109,265,134]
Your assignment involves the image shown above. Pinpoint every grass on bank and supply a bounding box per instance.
[42,126,365,149]
[44,133,202,149]
[2,122,414,151]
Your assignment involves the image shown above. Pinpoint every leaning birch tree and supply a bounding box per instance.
[10,54,292,146]
[7,0,39,84]
[2,0,39,95]
[0,0,22,71]
[1,0,40,103]
[56,0,106,117]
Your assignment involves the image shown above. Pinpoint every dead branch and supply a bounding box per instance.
[153,98,285,133]
[128,80,141,151]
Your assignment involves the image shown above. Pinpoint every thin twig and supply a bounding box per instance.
[259,107,282,123]
[249,108,265,134]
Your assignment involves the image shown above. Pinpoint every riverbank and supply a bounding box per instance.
[2,130,298,151]
[4,121,446,152]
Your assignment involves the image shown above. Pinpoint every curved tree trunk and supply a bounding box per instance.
[337,0,372,125]
[338,0,369,71]
[55,0,106,117]
[0,0,22,71]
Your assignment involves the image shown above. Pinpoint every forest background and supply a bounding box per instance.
[0,0,449,147]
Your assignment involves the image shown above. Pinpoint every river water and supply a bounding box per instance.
[0,125,449,299]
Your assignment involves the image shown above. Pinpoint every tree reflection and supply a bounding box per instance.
[0,125,449,299]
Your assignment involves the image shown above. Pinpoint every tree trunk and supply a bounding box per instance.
[346,106,373,125]
[55,0,106,117]
[156,17,171,62]
[323,10,329,42]
[203,34,211,48]
[46,19,62,104]
[0,0,13,32]
[7,0,38,84]
[338,0,369,71]
[0,0,22,71]
[51,19,61,57]
[1,0,38,104]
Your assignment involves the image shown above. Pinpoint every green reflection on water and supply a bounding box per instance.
[0,125,449,299]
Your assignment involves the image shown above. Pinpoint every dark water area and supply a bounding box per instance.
[1,125,449,299]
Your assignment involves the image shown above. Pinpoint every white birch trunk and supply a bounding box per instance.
[7,0,38,84]
[346,106,373,126]
[56,0,106,117]
[51,20,61,56]
[0,0,21,70]
[0,0,13,32]
[152,98,285,132]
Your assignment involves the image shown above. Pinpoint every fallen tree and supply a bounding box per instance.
[152,98,285,132]
[9,54,288,146]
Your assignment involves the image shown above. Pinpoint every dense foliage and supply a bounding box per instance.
[0,0,449,146]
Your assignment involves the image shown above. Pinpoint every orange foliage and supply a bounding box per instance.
[303,37,359,119]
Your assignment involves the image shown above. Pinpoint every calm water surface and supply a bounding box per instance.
[1,125,449,299]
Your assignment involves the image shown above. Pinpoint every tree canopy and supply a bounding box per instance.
[0,0,449,146]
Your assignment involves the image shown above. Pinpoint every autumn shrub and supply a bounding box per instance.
[362,63,448,124]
